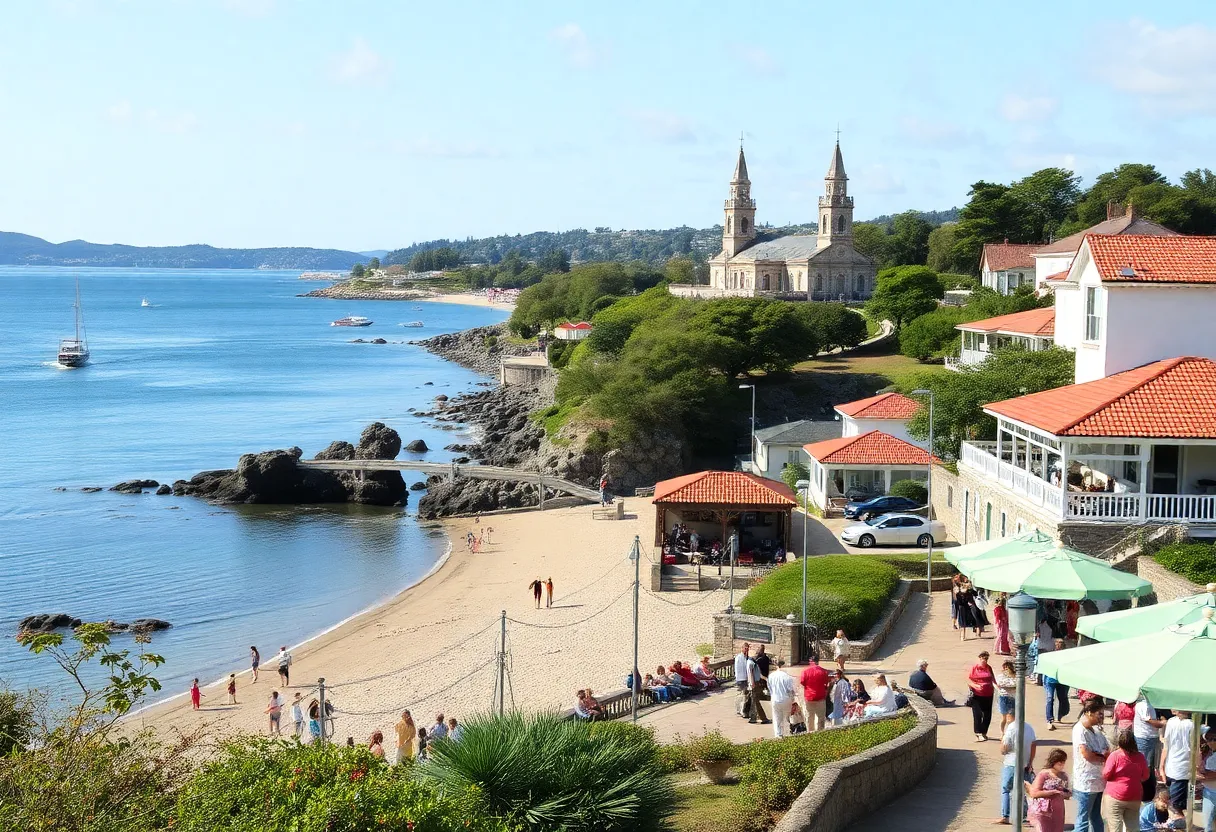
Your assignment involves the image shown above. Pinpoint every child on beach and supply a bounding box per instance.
[190,678,204,710]
[227,673,238,705]
[291,693,304,737]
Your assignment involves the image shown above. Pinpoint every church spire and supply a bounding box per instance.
[733,145,749,183]
[818,137,853,248]
[722,142,756,258]
[826,139,846,181]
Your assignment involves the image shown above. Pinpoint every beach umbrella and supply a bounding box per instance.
[960,542,1152,600]
[1077,583,1216,642]
[943,529,1055,568]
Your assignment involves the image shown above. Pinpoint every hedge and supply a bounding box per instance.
[864,553,956,580]
[1153,542,1216,586]
[739,556,900,638]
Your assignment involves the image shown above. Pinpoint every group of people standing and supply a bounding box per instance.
[387,710,463,763]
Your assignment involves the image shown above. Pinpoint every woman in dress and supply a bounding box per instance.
[845,678,870,720]
[956,581,979,641]
[250,646,260,683]
[1027,748,1071,832]
[308,699,322,743]
[950,574,963,630]
[992,595,1011,655]
[830,669,852,726]
[1065,600,1080,642]
[189,678,203,710]
[966,650,996,742]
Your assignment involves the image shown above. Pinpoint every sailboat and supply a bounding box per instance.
[57,279,90,368]
[141,298,151,307]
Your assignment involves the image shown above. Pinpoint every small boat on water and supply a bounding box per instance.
[332,316,373,327]
[411,306,424,310]
[400,321,424,328]
[58,279,90,368]
[141,298,151,307]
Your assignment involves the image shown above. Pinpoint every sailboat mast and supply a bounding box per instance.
[74,279,81,342]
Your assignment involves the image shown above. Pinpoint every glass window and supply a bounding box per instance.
[947,485,953,508]
[1085,286,1102,341]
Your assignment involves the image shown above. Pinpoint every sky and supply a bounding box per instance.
[1,1,1215,252]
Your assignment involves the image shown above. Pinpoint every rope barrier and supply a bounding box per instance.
[333,657,498,718]
[324,617,500,690]
[506,584,632,629]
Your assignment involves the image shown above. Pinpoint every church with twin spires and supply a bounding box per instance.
[704,140,877,301]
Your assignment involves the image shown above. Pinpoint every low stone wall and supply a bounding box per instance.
[773,694,938,832]
[905,575,956,594]
[815,580,912,663]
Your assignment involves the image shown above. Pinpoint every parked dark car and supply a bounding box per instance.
[843,494,923,520]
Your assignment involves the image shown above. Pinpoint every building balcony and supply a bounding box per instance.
[960,441,1216,524]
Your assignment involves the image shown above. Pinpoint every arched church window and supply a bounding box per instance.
[727,217,732,233]
[761,274,769,290]
[742,217,749,233]
[837,215,845,233]
[815,275,823,292]
[822,214,828,230]
[855,275,865,294]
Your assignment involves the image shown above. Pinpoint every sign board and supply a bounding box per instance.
[732,620,774,644]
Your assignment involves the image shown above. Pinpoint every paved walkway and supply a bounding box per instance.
[641,591,1077,831]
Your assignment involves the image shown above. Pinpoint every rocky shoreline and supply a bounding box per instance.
[298,284,437,301]
[413,324,536,377]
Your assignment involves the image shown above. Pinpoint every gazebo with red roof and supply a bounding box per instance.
[802,430,939,514]
[651,471,796,560]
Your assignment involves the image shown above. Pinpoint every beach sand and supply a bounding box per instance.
[416,292,515,309]
[131,504,726,744]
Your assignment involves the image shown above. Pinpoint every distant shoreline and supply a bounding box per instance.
[298,284,515,309]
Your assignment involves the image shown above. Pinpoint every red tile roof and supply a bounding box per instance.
[1034,214,1179,255]
[834,392,922,420]
[804,430,939,466]
[652,471,797,506]
[985,357,1216,437]
[956,307,1055,337]
[1086,234,1216,284]
[982,243,1039,272]
[1044,269,1071,282]
[556,321,593,330]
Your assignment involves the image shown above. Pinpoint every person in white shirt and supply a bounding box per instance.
[999,720,1038,823]
[830,630,850,672]
[734,643,751,718]
[766,658,797,739]
[276,646,293,686]
[1071,699,1110,832]
[430,713,449,742]
[863,674,896,717]
[1160,711,1194,812]
[1135,696,1167,771]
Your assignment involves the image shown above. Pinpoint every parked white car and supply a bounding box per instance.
[840,513,945,548]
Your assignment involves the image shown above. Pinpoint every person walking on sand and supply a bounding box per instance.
[545,577,554,608]
[291,693,304,738]
[266,690,283,736]
[250,646,261,683]
[226,673,238,705]
[276,646,292,686]
[190,678,204,710]
[395,710,416,764]
[529,578,543,609]
[599,475,610,506]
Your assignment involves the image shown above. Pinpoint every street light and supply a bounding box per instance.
[739,384,756,473]
[912,388,936,596]
[796,477,812,663]
[1007,592,1038,832]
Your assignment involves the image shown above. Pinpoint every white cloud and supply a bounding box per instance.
[390,137,502,159]
[222,0,276,17]
[106,100,133,123]
[999,94,1058,124]
[549,23,605,69]
[626,109,697,144]
[1091,19,1216,114]
[739,47,782,76]
[332,38,392,86]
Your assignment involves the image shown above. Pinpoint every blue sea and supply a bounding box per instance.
[0,267,507,697]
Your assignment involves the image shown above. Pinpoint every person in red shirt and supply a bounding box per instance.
[966,650,996,741]
[799,654,830,732]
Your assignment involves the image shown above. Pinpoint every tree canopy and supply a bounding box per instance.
[864,265,944,330]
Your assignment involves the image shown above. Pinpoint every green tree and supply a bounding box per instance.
[886,211,935,266]
[1062,163,1168,232]
[898,307,969,361]
[889,479,928,505]
[904,346,1075,458]
[781,461,809,494]
[350,262,365,278]
[864,265,944,330]
[689,297,818,378]
[949,181,1026,273]
[367,256,381,270]
[798,303,867,351]
[1007,167,1081,242]
[926,223,962,273]
[538,248,571,273]
[664,254,695,285]
[0,690,34,755]
[851,222,889,266]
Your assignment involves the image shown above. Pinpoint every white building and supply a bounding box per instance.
[980,242,1038,295]
[743,420,841,481]
[553,321,592,341]
[1031,204,1178,291]
[834,392,923,447]
[803,430,936,513]
[947,307,1056,371]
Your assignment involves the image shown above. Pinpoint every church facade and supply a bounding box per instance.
[701,141,877,301]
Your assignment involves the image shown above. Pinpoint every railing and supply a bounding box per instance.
[960,441,1064,514]
[1065,492,1216,522]
[561,659,735,722]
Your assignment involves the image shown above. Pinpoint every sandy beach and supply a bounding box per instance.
[130,504,726,744]
[416,291,516,309]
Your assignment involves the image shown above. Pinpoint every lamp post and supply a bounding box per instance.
[912,388,936,596]
[726,533,739,614]
[739,383,756,473]
[796,478,811,659]
[1007,592,1038,831]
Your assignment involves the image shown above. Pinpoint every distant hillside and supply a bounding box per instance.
[865,208,961,226]
[0,232,366,270]
[386,210,958,266]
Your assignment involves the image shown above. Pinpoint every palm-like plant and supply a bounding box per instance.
[419,712,675,832]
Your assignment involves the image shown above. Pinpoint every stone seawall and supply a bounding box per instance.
[1136,557,1205,602]
[773,695,938,832]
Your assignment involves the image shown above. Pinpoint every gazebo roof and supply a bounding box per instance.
[651,471,797,507]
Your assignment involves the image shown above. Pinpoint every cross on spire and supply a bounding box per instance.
[739,130,745,148]
[835,124,841,143]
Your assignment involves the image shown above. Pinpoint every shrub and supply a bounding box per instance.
[421,711,674,832]
[865,553,956,579]
[1153,542,1216,585]
[685,729,734,762]
[781,461,809,494]
[738,556,899,637]
[889,479,928,505]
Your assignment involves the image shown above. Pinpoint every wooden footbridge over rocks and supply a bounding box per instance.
[297,459,601,505]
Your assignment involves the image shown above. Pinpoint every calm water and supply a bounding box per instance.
[0,268,507,696]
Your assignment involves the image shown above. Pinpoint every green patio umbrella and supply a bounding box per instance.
[1077,583,1216,641]
[960,542,1152,600]
[943,529,1055,568]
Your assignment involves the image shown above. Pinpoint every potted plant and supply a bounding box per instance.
[686,729,735,784]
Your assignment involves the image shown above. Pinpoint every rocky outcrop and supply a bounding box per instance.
[18,613,82,634]
[405,439,429,453]
[418,476,549,519]
[155,484,172,495]
[173,423,407,506]
[415,324,534,377]
[111,479,159,494]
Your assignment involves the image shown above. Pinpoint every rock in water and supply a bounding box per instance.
[128,618,172,632]
[409,481,427,491]
[357,422,402,460]
[111,479,160,494]
[315,440,356,461]
[18,613,82,634]
[155,484,172,495]
[349,422,406,505]
[405,439,429,453]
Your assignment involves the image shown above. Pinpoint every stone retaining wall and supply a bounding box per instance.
[816,580,912,663]
[1136,557,1204,602]
[773,694,938,832]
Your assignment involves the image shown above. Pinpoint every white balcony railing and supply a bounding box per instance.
[960,442,1064,514]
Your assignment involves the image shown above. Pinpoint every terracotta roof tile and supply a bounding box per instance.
[804,430,939,466]
[1087,234,1216,284]
[985,357,1216,437]
[652,471,797,506]
[556,321,593,330]
[956,307,1055,337]
[1044,269,1071,282]
[982,243,1039,272]
[834,392,922,420]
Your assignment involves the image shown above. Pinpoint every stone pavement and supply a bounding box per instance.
[640,591,1077,831]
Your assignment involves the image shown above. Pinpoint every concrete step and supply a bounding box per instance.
[660,576,702,592]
